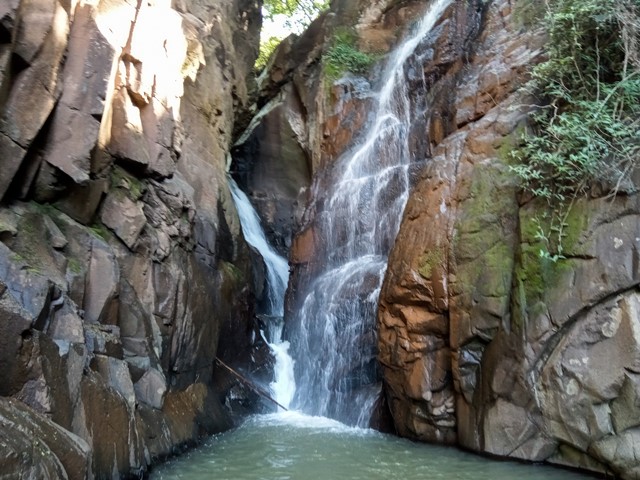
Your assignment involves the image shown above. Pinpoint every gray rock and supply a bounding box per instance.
[49,303,85,355]
[92,355,136,409]
[83,238,120,324]
[100,191,146,249]
[134,369,167,409]
[84,324,123,359]
[43,215,68,250]
[0,397,90,480]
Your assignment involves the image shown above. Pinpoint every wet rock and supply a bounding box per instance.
[134,368,167,409]
[0,397,90,480]
[232,84,312,254]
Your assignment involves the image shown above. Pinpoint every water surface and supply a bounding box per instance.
[151,412,593,480]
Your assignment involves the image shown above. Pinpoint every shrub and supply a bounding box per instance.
[256,0,329,71]
[323,31,380,80]
[511,0,640,203]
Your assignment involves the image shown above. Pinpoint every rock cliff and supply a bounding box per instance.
[2,0,639,477]
[0,0,266,477]
[378,1,640,479]
[242,0,640,478]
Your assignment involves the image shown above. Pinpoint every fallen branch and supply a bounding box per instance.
[215,357,289,412]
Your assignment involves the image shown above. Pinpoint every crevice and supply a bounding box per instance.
[528,282,640,389]
[0,24,10,44]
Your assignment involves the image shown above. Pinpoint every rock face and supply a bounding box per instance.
[377,0,640,478]
[0,0,267,477]
[246,0,640,477]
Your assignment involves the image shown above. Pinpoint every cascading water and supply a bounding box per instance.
[229,178,295,409]
[287,0,453,425]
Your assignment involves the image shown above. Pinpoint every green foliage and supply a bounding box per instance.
[263,0,329,25]
[418,248,444,279]
[256,36,282,70]
[257,0,329,70]
[324,31,380,80]
[510,0,640,257]
[67,257,83,274]
[512,0,640,201]
[512,0,545,27]
[89,223,110,241]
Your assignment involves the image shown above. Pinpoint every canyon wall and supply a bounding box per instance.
[2,0,638,477]
[378,1,640,479]
[0,0,266,477]
[242,0,640,478]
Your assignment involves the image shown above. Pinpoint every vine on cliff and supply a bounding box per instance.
[510,0,640,259]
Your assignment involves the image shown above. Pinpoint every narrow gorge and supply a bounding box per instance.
[1,0,638,479]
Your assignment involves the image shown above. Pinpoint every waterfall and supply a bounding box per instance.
[229,178,295,409]
[288,0,452,425]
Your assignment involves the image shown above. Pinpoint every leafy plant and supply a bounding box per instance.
[256,36,282,70]
[263,0,329,26]
[324,31,380,80]
[510,0,640,257]
[256,0,329,70]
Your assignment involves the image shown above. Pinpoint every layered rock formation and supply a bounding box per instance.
[377,1,640,478]
[243,0,640,477]
[0,0,266,477]
[2,0,638,477]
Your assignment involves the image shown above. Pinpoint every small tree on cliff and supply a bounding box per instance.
[257,0,329,69]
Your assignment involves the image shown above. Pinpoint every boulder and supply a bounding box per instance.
[0,397,90,480]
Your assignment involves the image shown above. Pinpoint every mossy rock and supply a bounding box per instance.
[418,247,444,279]
[513,198,590,326]
[110,166,145,201]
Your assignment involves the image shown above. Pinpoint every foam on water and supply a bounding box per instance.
[151,411,593,480]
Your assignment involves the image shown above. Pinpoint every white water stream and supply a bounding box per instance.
[229,0,452,425]
[287,0,453,425]
[229,178,295,409]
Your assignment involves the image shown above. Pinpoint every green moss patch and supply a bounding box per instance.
[418,247,445,279]
[110,166,145,200]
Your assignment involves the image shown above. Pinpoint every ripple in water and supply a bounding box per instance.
[151,412,594,480]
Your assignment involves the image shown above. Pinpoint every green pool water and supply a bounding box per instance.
[150,412,595,480]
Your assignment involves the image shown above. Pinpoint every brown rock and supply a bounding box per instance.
[0,0,269,477]
[100,191,147,249]
[55,178,109,224]
[80,372,145,476]
[0,397,90,480]
[0,0,68,198]
[232,84,312,254]
[83,237,120,324]
[108,87,151,166]
[0,134,26,201]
